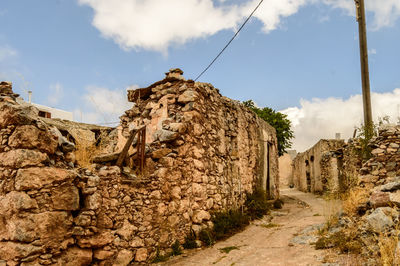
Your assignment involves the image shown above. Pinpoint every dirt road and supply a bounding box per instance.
[163,189,332,266]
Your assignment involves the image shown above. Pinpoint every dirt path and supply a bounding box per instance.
[163,189,332,266]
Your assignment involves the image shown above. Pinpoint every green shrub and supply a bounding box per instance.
[171,240,182,256]
[183,229,198,249]
[151,247,169,263]
[212,209,249,240]
[244,188,270,220]
[199,228,215,246]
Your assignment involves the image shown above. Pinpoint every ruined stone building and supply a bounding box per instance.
[291,139,345,194]
[0,69,279,265]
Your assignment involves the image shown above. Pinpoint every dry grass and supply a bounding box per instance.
[323,199,342,229]
[342,188,369,217]
[376,229,399,266]
[75,140,97,169]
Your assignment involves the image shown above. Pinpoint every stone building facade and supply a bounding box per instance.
[0,69,279,265]
[292,139,345,193]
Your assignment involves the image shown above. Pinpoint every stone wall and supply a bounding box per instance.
[292,139,344,193]
[325,125,400,263]
[0,70,279,265]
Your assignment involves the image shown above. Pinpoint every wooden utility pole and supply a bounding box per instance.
[355,0,373,129]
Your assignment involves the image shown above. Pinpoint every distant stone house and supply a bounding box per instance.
[292,139,345,193]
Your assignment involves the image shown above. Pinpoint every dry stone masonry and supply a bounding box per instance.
[0,69,279,265]
[292,139,345,194]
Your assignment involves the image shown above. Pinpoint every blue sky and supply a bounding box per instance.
[1,0,399,151]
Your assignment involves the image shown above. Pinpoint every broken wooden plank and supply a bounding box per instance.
[116,126,145,167]
[92,152,120,163]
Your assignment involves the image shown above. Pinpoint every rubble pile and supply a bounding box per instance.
[320,125,400,264]
[0,69,279,265]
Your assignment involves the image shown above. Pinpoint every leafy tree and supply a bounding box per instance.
[243,100,293,156]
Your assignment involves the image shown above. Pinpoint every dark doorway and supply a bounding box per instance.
[306,171,311,192]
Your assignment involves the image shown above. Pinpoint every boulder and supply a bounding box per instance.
[0,149,48,168]
[0,102,37,128]
[365,208,394,233]
[380,179,400,192]
[15,167,75,191]
[8,125,58,154]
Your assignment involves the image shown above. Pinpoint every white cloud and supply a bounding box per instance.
[79,0,400,53]
[323,0,400,30]
[368,48,377,55]
[0,45,17,61]
[78,0,308,53]
[74,85,134,125]
[281,89,400,152]
[47,82,64,106]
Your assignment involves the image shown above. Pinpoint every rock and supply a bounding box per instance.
[192,210,211,224]
[0,149,48,168]
[116,220,137,241]
[114,249,134,266]
[94,249,115,260]
[168,123,186,133]
[0,102,37,128]
[380,181,400,192]
[84,192,102,210]
[151,148,172,159]
[15,167,75,191]
[371,148,385,155]
[171,186,181,200]
[59,247,92,266]
[389,191,400,207]
[0,242,43,261]
[0,191,38,217]
[8,125,58,154]
[78,231,114,248]
[134,248,148,262]
[0,81,13,94]
[51,184,79,211]
[178,90,198,103]
[365,208,394,233]
[129,237,144,248]
[192,183,205,197]
[49,127,75,153]
[74,214,91,227]
[154,129,179,142]
[369,191,390,208]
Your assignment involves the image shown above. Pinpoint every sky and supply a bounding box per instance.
[1,0,400,152]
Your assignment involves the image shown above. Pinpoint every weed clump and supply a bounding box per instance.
[316,231,362,254]
[183,229,198,249]
[171,240,182,256]
[199,228,215,246]
[244,188,270,220]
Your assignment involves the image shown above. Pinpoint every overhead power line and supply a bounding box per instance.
[194,0,264,81]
